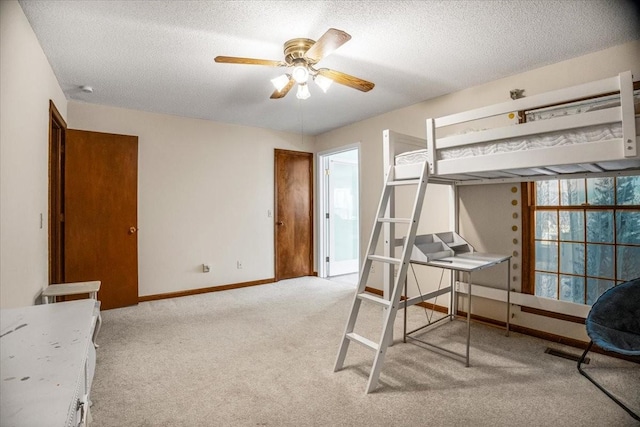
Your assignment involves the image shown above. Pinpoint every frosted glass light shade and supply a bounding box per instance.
[292,65,309,84]
[271,74,290,92]
[296,83,310,100]
[314,74,333,93]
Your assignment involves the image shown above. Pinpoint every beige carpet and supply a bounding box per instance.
[89,276,639,426]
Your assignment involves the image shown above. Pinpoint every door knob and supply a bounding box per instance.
[129,226,138,234]
[276,221,284,226]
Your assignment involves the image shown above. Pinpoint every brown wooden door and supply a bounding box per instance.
[65,129,138,310]
[275,149,313,280]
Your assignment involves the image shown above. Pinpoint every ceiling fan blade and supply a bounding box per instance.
[304,28,351,63]
[318,69,375,92]
[270,77,295,99]
[214,56,286,67]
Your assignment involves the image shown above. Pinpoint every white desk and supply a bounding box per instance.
[0,300,98,427]
[402,252,511,366]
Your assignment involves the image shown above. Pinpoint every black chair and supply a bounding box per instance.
[577,278,640,421]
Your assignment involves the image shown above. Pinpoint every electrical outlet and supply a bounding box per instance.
[370,265,375,274]
[203,264,211,273]
[237,261,243,269]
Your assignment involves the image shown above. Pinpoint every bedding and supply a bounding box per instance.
[396,123,622,164]
[396,90,638,166]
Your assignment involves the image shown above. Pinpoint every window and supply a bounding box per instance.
[525,175,640,306]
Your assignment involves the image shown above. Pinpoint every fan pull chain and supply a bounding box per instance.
[299,99,304,145]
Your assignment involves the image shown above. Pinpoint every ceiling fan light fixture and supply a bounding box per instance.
[296,83,311,100]
[314,74,333,93]
[271,74,290,92]
[215,29,375,99]
[292,65,309,84]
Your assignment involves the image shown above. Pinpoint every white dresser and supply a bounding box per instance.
[0,299,99,426]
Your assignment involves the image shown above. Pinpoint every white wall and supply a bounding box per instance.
[0,1,68,308]
[315,40,640,341]
[68,102,314,297]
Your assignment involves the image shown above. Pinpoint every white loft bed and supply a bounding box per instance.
[337,72,639,392]
[384,71,639,183]
[381,70,639,319]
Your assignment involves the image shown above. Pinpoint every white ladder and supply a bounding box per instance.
[334,161,429,393]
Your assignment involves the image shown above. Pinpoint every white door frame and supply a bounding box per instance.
[316,143,361,278]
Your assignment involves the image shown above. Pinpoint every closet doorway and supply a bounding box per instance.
[318,146,360,281]
[48,103,139,310]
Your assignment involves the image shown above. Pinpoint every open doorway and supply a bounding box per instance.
[318,145,360,285]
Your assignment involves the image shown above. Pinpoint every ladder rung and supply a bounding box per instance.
[368,255,401,265]
[388,179,420,186]
[346,333,379,351]
[378,217,412,224]
[357,293,391,307]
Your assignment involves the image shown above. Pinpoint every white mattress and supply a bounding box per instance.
[448,122,622,160]
[395,149,430,165]
[395,122,623,164]
[396,90,638,165]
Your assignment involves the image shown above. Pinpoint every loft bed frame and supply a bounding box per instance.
[384,71,639,185]
[335,71,638,393]
[381,70,639,317]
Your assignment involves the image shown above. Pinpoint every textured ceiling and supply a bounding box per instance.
[18,1,640,135]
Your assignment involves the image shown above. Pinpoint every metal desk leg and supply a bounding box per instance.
[450,270,456,322]
[466,272,471,367]
[506,259,511,337]
[450,270,460,320]
[403,276,407,343]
